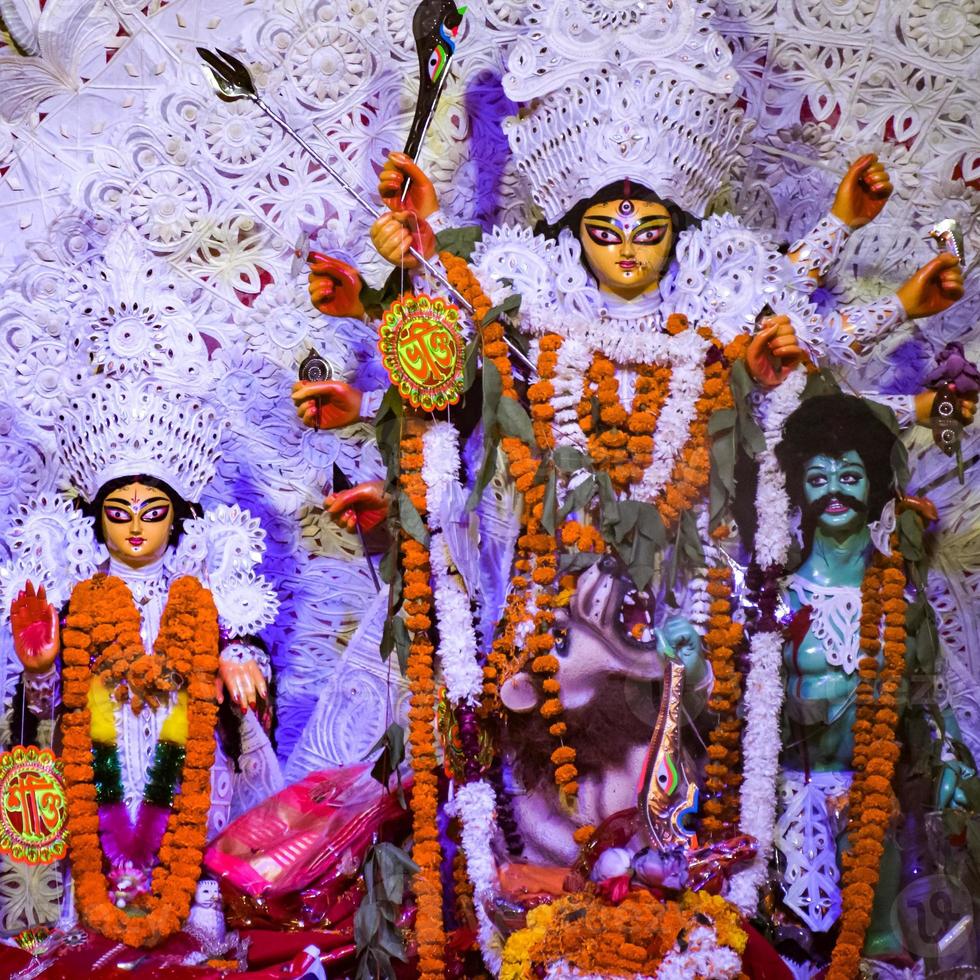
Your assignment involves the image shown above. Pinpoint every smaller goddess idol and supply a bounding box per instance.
[4,375,280,959]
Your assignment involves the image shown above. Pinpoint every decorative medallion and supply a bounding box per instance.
[0,746,68,865]
[378,293,465,411]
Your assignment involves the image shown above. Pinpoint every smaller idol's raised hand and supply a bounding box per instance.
[745,314,806,388]
[291,379,363,430]
[378,151,438,218]
[324,479,388,534]
[897,252,965,319]
[308,251,365,318]
[217,657,268,714]
[369,210,436,270]
[831,153,893,229]
[10,582,59,673]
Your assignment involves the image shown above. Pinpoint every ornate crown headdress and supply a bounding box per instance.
[54,377,226,503]
[502,0,754,222]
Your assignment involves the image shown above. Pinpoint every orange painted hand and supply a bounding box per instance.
[10,582,59,674]
[217,657,268,714]
[324,479,388,534]
[745,315,806,388]
[369,210,436,270]
[831,153,893,229]
[897,252,965,319]
[914,390,977,426]
[308,252,365,318]
[291,379,363,430]
[897,494,939,526]
[378,151,438,218]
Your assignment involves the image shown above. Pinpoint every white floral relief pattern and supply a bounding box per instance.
[0,0,977,931]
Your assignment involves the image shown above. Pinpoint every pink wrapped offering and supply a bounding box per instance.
[205,764,410,929]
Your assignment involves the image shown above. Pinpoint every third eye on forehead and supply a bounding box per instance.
[105,495,170,513]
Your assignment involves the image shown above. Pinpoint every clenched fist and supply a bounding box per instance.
[308,252,365,318]
[745,315,806,388]
[897,252,965,319]
[378,151,439,218]
[324,479,388,534]
[369,211,436,269]
[291,379,363,430]
[831,153,893,230]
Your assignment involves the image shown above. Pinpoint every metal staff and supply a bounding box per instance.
[197,47,534,373]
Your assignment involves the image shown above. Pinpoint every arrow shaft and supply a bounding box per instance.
[251,96,536,374]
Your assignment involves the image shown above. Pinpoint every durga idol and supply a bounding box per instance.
[6,375,280,960]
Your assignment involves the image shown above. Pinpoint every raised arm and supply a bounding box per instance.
[787,154,893,291]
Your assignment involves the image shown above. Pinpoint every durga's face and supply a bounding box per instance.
[578,198,673,301]
[101,481,175,568]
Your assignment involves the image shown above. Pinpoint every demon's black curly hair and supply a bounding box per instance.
[774,394,899,526]
[535,179,701,282]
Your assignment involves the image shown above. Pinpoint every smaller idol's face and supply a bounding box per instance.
[579,198,673,300]
[802,450,870,534]
[101,481,175,568]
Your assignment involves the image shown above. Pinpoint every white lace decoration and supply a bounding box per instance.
[661,214,791,344]
[23,666,60,717]
[787,576,863,676]
[862,393,916,429]
[503,0,751,221]
[869,498,898,557]
[773,769,853,933]
[788,212,852,292]
[834,294,908,350]
[168,505,278,638]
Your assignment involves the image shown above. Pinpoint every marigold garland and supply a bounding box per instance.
[441,254,577,799]
[827,543,906,980]
[399,414,446,979]
[61,573,219,948]
[499,888,747,978]
[655,329,747,531]
[577,350,669,493]
[700,565,744,840]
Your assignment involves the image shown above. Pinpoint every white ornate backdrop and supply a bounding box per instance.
[0,0,977,931]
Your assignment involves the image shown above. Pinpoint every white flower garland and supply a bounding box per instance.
[727,367,805,915]
[726,629,785,914]
[635,329,710,503]
[422,422,483,707]
[422,420,461,532]
[654,924,742,980]
[451,780,503,974]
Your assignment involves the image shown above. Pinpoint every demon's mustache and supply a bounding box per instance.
[805,492,868,520]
